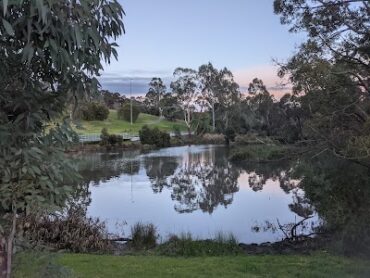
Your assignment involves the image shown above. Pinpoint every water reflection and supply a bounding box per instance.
[74,145,370,252]
[77,145,315,243]
[78,151,141,185]
[235,160,298,193]
[169,148,239,213]
[296,155,370,256]
[144,156,178,193]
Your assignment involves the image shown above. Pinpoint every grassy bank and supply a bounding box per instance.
[74,110,187,135]
[229,144,292,162]
[14,252,370,278]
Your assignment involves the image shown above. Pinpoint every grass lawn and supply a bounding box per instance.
[74,110,187,135]
[14,252,370,278]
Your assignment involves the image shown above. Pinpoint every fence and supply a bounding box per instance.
[78,133,139,143]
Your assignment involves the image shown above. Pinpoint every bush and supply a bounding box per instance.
[156,232,241,257]
[229,145,287,162]
[100,128,123,146]
[81,102,109,121]
[234,134,275,145]
[117,103,140,123]
[201,133,225,144]
[22,206,112,253]
[139,125,170,148]
[130,222,158,250]
[224,127,236,144]
[172,125,182,138]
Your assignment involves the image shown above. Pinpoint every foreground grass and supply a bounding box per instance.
[14,252,370,278]
[74,110,187,135]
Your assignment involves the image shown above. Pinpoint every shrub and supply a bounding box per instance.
[139,125,170,148]
[229,145,287,162]
[117,103,140,123]
[100,128,123,146]
[156,232,241,257]
[234,134,275,145]
[81,102,109,121]
[224,127,236,144]
[22,206,112,253]
[201,133,225,144]
[172,125,182,138]
[130,222,158,250]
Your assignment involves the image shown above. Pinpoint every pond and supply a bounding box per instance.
[78,145,320,243]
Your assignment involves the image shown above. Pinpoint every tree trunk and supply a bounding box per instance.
[184,109,192,137]
[1,212,16,278]
[0,237,7,278]
[212,102,215,132]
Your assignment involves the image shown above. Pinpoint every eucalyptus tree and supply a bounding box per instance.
[214,68,241,141]
[198,62,219,131]
[170,68,199,136]
[0,1,125,276]
[247,78,275,135]
[274,0,370,165]
[198,63,241,134]
[146,77,166,117]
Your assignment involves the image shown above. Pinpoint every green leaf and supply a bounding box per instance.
[2,0,8,16]
[2,18,14,36]
[74,26,82,48]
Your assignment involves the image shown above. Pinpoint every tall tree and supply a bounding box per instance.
[198,62,219,131]
[214,68,241,141]
[274,0,370,165]
[247,78,274,135]
[146,77,166,117]
[0,1,124,276]
[171,68,199,136]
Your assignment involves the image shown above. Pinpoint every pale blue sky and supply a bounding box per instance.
[100,0,306,95]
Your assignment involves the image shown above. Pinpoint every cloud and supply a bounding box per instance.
[99,65,293,98]
[98,72,173,96]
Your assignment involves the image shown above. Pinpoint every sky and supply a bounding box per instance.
[99,0,306,97]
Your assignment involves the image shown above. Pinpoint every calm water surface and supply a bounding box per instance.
[79,145,317,243]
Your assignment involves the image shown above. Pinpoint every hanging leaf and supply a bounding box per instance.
[74,26,82,48]
[2,18,14,36]
[2,0,8,16]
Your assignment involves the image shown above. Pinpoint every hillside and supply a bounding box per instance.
[74,110,187,135]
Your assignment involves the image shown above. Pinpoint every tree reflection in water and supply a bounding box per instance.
[233,160,299,193]
[77,151,141,185]
[144,156,179,193]
[168,146,240,213]
[296,154,370,256]
[75,146,370,255]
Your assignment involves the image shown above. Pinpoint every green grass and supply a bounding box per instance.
[14,252,370,278]
[74,110,187,135]
[156,232,242,257]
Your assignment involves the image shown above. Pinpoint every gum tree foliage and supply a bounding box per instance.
[0,0,125,276]
[197,63,240,137]
[198,62,219,131]
[160,92,182,121]
[274,0,370,165]
[212,68,241,143]
[246,78,275,136]
[145,77,166,117]
[198,62,241,134]
[171,68,199,136]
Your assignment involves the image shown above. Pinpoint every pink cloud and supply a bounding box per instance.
[233,65,292,99]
